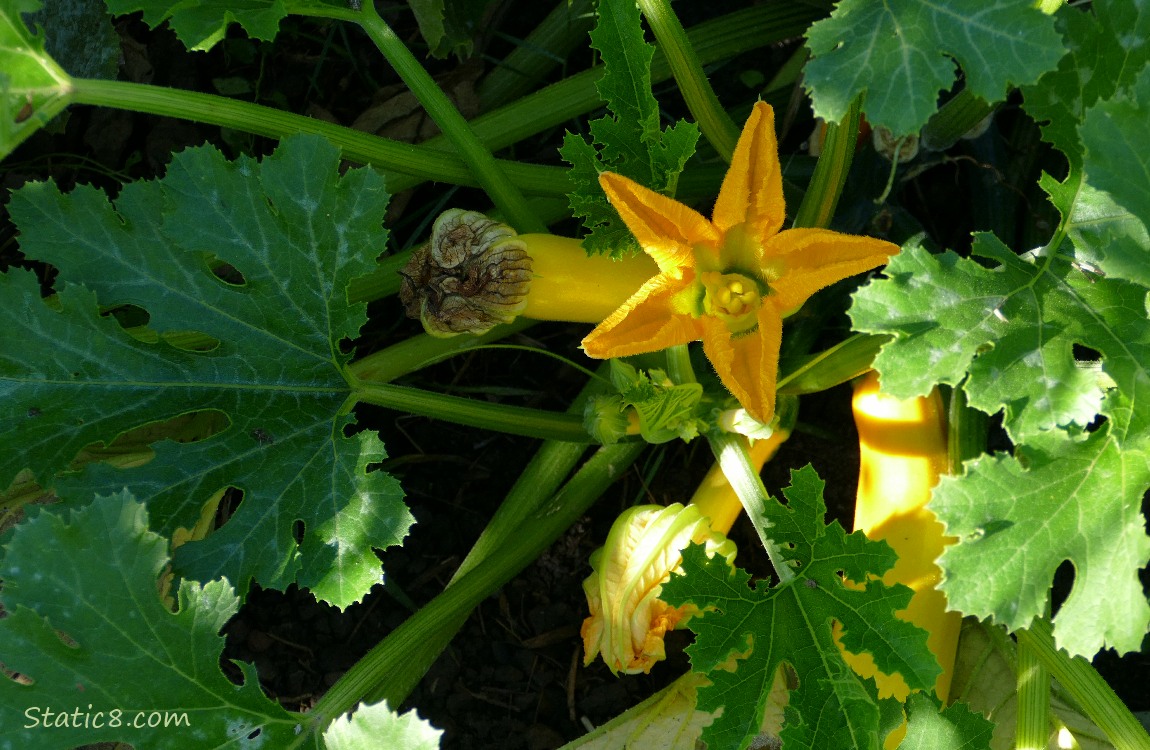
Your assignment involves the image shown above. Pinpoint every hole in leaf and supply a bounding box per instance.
[71,410,231,472]
[206,256,247,287]
[212,487,245,528]
[97,303,221,352]
[1049,559,1075,618]
[56,630,79,649]
[292,519,305,545]
[102,303,149,330]
[1,661,34,686]
[1072,343,1101,362]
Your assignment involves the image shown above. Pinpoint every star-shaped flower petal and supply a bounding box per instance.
[582,102,898,424]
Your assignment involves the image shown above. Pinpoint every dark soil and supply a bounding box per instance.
[3,4,1148,750]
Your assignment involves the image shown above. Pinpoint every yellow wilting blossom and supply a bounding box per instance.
[582,102,899,424]
[581,411,793,676]
[581,502,737,675]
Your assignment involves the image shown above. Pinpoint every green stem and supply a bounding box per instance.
[636,0,740,161]
[792,94,862,230]
[307,440,645,726]
[1016,619,1150,750]
[946,384,989,474]
[420,3,825,159]
[348,319,535,383]
[67,78,569,197]
[708,431,794,584]
[62,4,820,200]
[353,381,590,442]
[353,3,545,233]
[664,344,697,385]
[315,373,605,730]
[450,366,609,583]
[776,333,888,396]
[1016,619,1052,750]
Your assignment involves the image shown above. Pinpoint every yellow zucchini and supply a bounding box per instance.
[844,371,961,747]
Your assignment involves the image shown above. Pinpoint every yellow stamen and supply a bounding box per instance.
[700,271,762,333]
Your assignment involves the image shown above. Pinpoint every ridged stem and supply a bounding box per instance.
[1016,619,1150,750]
[68,78,568,196]
[1016,620,1052,750]
[352,382,589,442]
[424,3,825,158]
[353,3,544,233]
[708,431,795,585]
[306,440,644,726]
[792,94,862,229]
[636,0,740,161]
[347,319,535,384]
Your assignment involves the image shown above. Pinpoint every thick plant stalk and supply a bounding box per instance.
[636,0,740,161]
[353,4,544,232]
[308,440,645,726]
[846,371,962,747]
[1016,620,1052,750]
[1016,619,1150,750]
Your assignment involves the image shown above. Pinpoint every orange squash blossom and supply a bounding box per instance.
[581,102,898,424]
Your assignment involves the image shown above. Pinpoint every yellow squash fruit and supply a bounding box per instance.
[844,371,962,748]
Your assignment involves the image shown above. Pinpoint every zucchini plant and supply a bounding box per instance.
[1,0,1149,749]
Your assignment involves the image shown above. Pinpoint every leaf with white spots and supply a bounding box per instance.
[934,429,1150,657]
[805,0,1064,137]
[1,134,413,609]
[0,491,307,748]
[850,234,1150,447]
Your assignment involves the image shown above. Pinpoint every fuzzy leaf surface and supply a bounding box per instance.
[804,0,1064,137]
[1,135,412,608]
[934,430,1150,656]
[0,491,305,748]
[850,235,1150,446]
[559,0,698,258]
[661,466,938,750]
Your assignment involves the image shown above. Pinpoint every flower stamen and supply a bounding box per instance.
[701,271,762,333]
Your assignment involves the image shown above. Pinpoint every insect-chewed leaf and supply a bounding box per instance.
[661,466,939,750]
[0,491,305,747]
[1,134,412,609]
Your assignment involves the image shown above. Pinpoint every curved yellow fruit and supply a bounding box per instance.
[845,371,961,748]
[519,233,658,324]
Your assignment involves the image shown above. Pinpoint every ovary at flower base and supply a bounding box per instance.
[582,101,899,425]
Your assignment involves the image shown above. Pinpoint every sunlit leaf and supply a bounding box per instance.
[805,0,1064,137]
[1,134,413,609]
[661,466,938,750]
